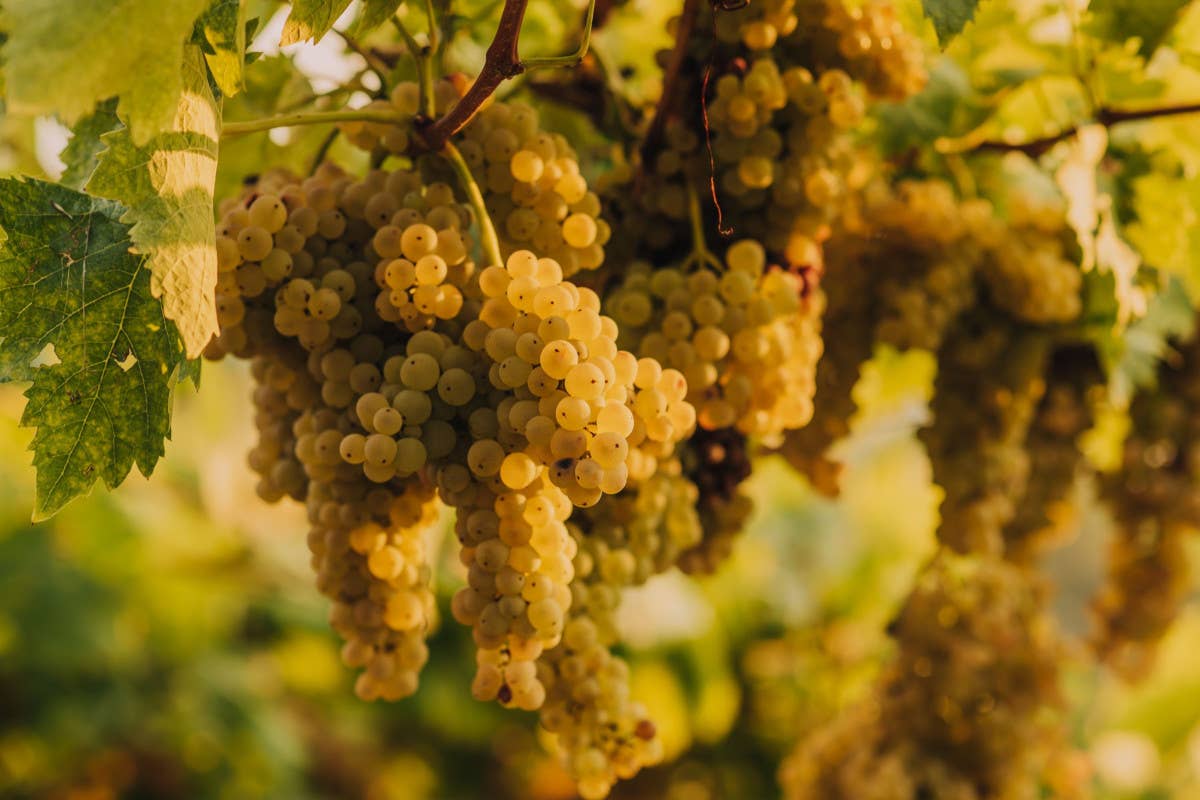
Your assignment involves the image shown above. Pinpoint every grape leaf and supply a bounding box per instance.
[59,100,122,191]
[280,0,354,45]
[1089,0,1191,57]
[0,178,186,520]
[1,0,210,144]
[873,60,994,155]
[1092,276,1196,405]
[1125,172,1200,298]
[200,0,247,97]
[349,0,404,37]
[920,0,979,46]
[87,47,221,359]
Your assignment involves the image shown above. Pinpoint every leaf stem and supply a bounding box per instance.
[521,0,596,71]
[309,128,341,174]
[220,109,407,139]
[442,142,503,268]
[424,0,441,57]
[335,28,394,88]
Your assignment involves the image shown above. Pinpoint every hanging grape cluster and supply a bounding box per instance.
[1094,332,1200,680]
[780,553,1075,800]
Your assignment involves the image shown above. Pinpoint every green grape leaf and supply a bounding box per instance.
[1125,172,1200,297]
[280,0,354,45]
[200,0,247,97]
[1089,0,1191,56]
[1092,276,1196,404]
[350,0,404,37]
[873,60,994,155]
[920,0,979,46]
[0,178,186,520]
[2,0,210,144]
[59,99,122,191]
[87,46,221,359]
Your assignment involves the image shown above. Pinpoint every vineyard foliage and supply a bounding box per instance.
[2,0,1200,798]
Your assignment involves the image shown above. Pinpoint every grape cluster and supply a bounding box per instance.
[780,553,1072,800]
[978,200,1083,326]
[781,179,1084,499]
[338,79,610,280]
[462,102,610,276]
[714,0,927,100]
[921,318,1050,556]
[778,180,992,496]
[1094,329,1200,679]
[605,240,822,438]
[1003,346,1102,561]
[569,461,703,639]
[537,614,664,799]
[676,426,755,574]
[205,93,700,793]
[309,476,441,701]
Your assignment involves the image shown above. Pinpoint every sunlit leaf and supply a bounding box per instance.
[280,0,354,45]
[350,0,404,37]
[200,0,248,97]
[2,0,209,144]
[0,178,185,519]
[87,47,221,358]
[1126,172,1200,297]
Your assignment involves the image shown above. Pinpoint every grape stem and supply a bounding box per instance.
[221,109,408,138]
[946,100,1200,157]
[415,0,596,150]
[335,28,394,88]
[442,141,504,268]
[391,11,437,118]
[683,184,724,272]
[309,128,341,174]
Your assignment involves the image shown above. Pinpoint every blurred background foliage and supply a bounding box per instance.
[5,0,1200,797]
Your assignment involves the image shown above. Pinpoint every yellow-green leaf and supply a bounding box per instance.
[281,0,354,45]
[59,99,122,191]
[201,0,247,97]
[350,0,404,37]
[0,178,186,520]
[87,47,221,358]
[2,0,210,144]
[1126,172,1200,298]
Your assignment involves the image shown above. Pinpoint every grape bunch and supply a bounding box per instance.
[921,317,1050,556]
[1003,346,1102,561]
[202,78,712,791]
[676,426,755,574]
[463,102,611,276]
[1094,326,1200,679]
[781,179,1083,499]
[977,199,1083,326]
[780,553,1074,800]
[715,0,927,101]
[605,240,822,438]
[778,180,995,496]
